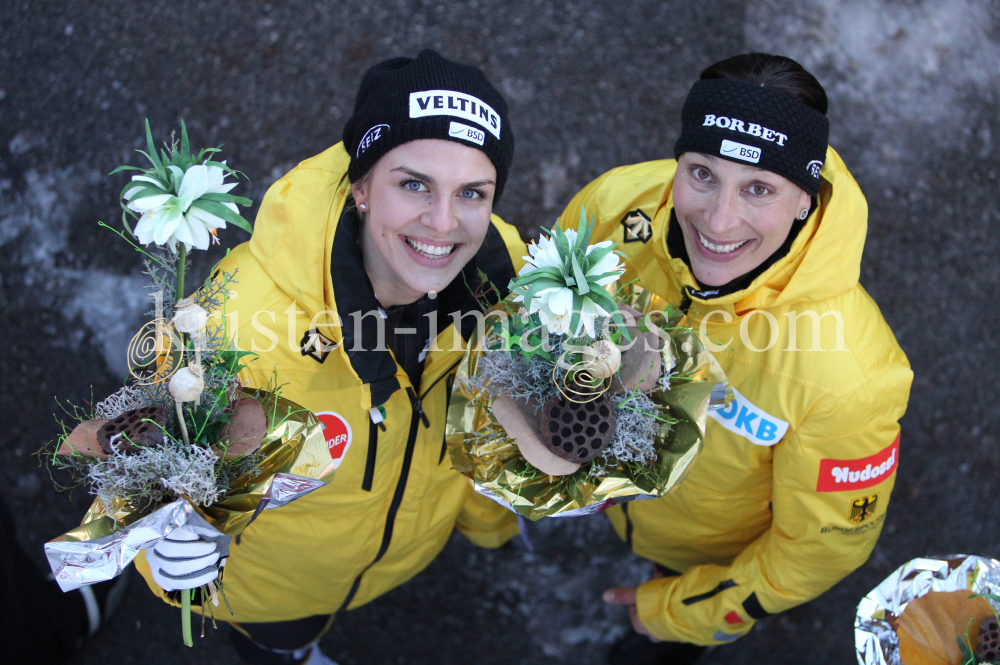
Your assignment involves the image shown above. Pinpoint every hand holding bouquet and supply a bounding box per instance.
[447,207,731,519]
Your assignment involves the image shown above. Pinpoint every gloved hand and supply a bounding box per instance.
[147,527,229,592]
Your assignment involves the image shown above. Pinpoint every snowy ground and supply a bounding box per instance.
[2,1,999,663]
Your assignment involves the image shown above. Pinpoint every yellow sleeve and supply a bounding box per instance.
[635,367,913,644]
[454,484,520,549]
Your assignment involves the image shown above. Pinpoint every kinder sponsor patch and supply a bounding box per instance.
[816,433,899,492]
[316,412,353,469]
[709,387,789,446]
[409,89,501,138]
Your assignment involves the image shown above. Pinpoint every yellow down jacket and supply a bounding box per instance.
[135,143,525,622]
[556,147,912,644]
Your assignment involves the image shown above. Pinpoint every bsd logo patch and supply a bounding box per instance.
[315,412,353,469]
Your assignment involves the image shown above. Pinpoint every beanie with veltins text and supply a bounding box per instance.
[343,49,514,203]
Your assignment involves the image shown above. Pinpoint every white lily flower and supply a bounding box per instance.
[125,163,238,252]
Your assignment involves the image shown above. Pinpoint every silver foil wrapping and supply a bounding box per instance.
[855,554,1000,665]
[45,473,326,592]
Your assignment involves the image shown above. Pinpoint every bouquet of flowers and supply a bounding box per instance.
[43,121,331,645]
[446,207,731,519]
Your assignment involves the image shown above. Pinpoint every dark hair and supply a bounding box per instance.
[700,53,828,116]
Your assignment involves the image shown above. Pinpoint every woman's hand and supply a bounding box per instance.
[602,566,665,641]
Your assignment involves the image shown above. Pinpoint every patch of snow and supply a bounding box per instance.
[0,166,148,376]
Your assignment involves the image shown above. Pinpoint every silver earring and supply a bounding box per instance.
[359,203,367,210]
[798,208,809,220]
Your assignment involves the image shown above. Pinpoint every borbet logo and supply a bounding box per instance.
[316,412,353,470]
[703,114,788,146]
[816,433,900,492]
[409,89,501,139]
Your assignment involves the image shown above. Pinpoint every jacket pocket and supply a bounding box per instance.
[362,418,379,491]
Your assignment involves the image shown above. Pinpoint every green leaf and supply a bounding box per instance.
[143,119,165,174]
[576,205,593,251]
[108,165,145,175]
[122,185,170,202]
[509,269,560,290]
[199,192,253,206]
[551,224,571,264]
[570,292,583,336]
[586,271,623,284]
[570,252,590,295]
[609,311,633,343]
[585,287,618,316]
[521,278,564,308]
[189,200,253,234]
[583,244,614,270]
[180,120,191,162]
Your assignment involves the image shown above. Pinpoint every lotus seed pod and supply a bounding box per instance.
[583,340,622,379]
[169,364,205,402]
[172,302,208,333]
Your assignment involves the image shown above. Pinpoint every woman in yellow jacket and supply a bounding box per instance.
[557,53,913,664]
[134,50,526,664]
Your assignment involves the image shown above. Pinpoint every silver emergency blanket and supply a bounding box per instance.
[855,554,1000,665]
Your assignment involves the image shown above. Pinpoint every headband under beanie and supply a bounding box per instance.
[673,79,830,195]
[343,49,514,202]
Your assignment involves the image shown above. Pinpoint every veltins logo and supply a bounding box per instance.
[409,90,501,139]
[316,412,353,470]
[709,387,789,446]
[816,433,899,492]
[357,124,389,158]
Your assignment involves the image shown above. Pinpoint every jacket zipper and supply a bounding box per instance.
[439,373,456,464]
[361,419,379,492]
[337,361,462,612]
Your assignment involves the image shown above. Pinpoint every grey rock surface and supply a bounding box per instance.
[1,1,998,663]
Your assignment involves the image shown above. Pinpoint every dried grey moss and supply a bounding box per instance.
[88,440,221,514]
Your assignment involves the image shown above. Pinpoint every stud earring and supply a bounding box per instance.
[798,208,809,220]
[359,203,367,210]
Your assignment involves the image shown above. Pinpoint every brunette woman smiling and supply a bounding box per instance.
[134,50,526,665]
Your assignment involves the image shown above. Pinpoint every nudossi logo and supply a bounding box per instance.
[316,412,353,469]
[816,433,899,492]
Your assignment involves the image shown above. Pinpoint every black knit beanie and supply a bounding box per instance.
[674,79,830,194]
[343,50,514,203]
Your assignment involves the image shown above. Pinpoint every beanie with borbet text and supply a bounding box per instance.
[342,49,514,203]
[674,79,830,195]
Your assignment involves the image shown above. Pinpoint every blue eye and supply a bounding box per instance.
[403,180,427,192]
[460,189,482,200]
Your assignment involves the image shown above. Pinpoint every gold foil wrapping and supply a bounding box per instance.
[447,291,731,520]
